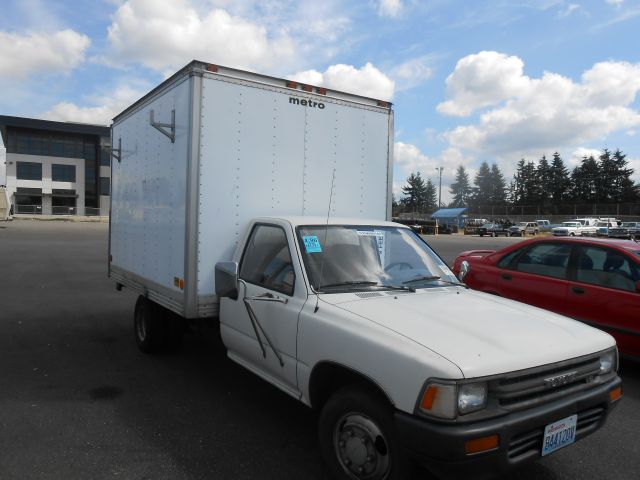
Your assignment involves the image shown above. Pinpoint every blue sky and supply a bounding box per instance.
[1,0,639,202]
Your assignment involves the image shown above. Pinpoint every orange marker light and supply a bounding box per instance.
[465,435,499,455]
[420,385,438,410]
[610,386,623,402]
[179,278,185,290]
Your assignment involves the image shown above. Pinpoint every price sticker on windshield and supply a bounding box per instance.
[357,230,386,265]
[303,235,322,253]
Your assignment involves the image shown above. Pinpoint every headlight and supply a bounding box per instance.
[458,260,470,281]
[419,381,488,419]
[599,349,616,374]
[458,383,488,414]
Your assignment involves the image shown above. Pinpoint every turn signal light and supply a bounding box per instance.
[610,386,622,402]
[420,385,438,410]
[465,434,499,455]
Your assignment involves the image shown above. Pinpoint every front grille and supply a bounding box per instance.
[507,406,605,460]
[491,356,602,411]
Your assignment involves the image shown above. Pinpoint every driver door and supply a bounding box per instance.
[220,223,306,397]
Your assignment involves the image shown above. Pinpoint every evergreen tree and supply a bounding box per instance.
[449,166,472,207]
[400,172,428,211]
[536,155,553,205]
[425,178,438,212]
[549,152,571,204]
[570,156,599,202]
[472,161,492,207]
[489,163,507,205]
[513,159,538,204]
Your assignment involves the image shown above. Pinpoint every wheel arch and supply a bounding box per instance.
[308,361,395,411]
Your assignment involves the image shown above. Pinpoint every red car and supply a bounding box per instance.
[453,237,640,357]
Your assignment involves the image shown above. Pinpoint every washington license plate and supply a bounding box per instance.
[541,414,577,456]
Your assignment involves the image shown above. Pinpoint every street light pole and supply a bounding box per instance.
[435,167,443,208]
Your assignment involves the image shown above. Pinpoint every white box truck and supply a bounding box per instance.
[110,61,621,479]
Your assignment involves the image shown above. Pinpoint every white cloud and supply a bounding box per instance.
[440,53,640,158]
[606,0,624,6]
[0,29,90,78]
[390,55,435,92]
[106,0,296,73]
[568,147,602,168]
[437,51,531,116]
[41,83,148,125]
[378,0,403,18]
[290,63,395,100]
[558,3,580,17]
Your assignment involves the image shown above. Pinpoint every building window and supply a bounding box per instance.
[100,147,111,167]
[100,177,110,196]
[52,164,76,182]
[15,187,42,214]
[16,161,43,180]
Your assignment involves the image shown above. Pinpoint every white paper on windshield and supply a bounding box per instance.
[356,230,386,266]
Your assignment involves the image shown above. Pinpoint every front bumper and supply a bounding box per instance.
[395,376,621,479]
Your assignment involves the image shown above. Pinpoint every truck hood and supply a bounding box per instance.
[320,288,614,378]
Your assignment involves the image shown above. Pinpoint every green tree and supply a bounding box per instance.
[400,172,428,211]
[471,161,492,207]
[612,149,639,202]
[513,159,538,204]
[549,152,571,205]
[425,178,438,212]
[570,156,599,202]
[489,163,507,205]
[536,155,553,206]
[449,165,472,207]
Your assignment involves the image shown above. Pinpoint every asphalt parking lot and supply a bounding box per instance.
[1,221,638,479]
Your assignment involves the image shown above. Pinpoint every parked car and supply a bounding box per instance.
[609,222,640,240]
[595,220,620,237]
[477,223,509,237]
[453,237,640,357]
[508,221,539,236]
[552,221,582,236]
[536,219,552,232]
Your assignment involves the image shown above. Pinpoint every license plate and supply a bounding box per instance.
[541,414,577,456]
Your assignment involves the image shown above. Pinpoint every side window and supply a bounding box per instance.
[497,249,521,269]
[576,246,637,292]
[240,225,295,296]
[513,243,571,279]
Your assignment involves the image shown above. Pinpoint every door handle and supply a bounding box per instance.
[571,286,586,295]
[501,274,512,280]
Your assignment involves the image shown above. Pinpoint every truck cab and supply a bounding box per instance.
[212,216,621,479]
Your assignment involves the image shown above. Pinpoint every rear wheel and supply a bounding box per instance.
[318,385,410,480]
[134,296,185,353]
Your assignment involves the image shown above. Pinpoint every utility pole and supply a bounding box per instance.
[435,167,443,208]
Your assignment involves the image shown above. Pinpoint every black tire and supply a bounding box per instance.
[134,296,185,353]
[318,385,411,480]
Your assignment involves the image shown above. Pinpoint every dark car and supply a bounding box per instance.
[609,222,640,240]
[477,223,509,237]
[453,237,640,357]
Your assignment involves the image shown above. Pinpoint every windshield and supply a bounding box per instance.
[296,225,459,292]
[622,222,637,227]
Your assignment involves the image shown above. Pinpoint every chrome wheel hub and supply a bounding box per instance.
[333,413,390,479]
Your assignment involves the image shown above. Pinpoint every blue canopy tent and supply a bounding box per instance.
[431,208,467,228]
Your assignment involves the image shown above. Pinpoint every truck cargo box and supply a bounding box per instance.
[109,60,393,318]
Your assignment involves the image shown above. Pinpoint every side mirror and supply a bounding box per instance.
[215,261,239,300]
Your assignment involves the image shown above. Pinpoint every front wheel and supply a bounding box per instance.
[318,386,410,480]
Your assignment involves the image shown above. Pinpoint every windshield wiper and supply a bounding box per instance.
[318,280,379,290]
[317,281,416,293]
[378,284,416,293]
[402,275,467,288]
